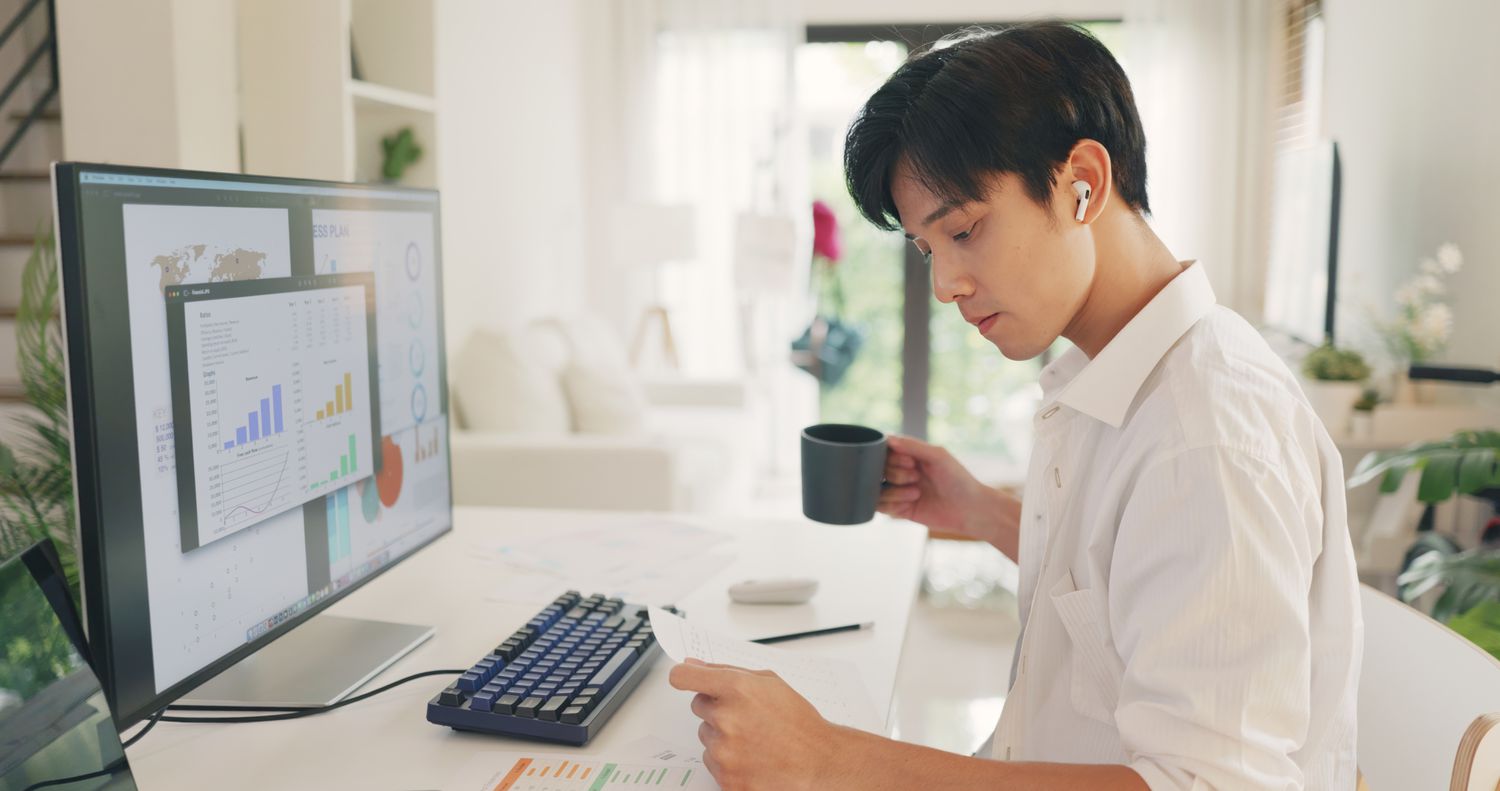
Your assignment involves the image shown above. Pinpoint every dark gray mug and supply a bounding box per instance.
[801,423,887,525]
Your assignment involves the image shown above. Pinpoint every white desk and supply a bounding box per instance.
[126,506,927,790]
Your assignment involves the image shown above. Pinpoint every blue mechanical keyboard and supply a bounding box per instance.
[426,590,667,745]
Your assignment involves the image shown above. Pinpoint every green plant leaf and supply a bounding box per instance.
[1397,548,1450,601]
[1459,448,1498,496]
[1447,600,1500,660]
[1352,430,1500,500]
[1398,549,1500,622]
[1418,453,1460,503]
[0,229,78,596]
[1378,462,1411,494]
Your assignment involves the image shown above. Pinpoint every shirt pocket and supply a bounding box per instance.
[1049,573,1125,725]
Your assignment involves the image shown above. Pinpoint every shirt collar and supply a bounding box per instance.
[1045,262,1217,428]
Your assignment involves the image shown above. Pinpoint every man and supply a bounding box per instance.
[669,21,1361,790]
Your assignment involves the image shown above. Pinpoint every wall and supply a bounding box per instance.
[434,0,591,351]
[1323,0,1500,373]
[57,0,239,169]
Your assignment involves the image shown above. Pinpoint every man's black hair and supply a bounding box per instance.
[843,22,1150,231]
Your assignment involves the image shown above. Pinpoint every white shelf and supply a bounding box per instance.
[347,79,436,113]
[239,0,438,187]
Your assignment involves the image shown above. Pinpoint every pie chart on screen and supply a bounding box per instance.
[376,434,404,508]
[358,477,381,522]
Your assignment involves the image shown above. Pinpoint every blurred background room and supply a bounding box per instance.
[1,0,1498,764]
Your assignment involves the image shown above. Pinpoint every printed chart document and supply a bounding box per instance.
[480,520,733,607]
[449,750,715,791]
[649,608,883,733]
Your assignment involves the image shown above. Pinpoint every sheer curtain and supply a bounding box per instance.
[604,0,809,378]
[1123,0,1277,317]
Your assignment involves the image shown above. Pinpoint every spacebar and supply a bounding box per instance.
[586,647,638,691]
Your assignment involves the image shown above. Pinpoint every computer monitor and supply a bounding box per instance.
[1263,139,1343,345]
[52,163,454,729]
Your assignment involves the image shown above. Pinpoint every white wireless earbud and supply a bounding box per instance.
[1072,180,1092,222]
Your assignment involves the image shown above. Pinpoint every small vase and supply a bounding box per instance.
[1349,411,1374,439]
[1393,371,1426,406]
[1301,379,1362,435]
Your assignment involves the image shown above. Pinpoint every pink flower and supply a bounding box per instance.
[812,200,842,263]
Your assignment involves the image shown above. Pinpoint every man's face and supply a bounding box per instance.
[892,164,1096,361]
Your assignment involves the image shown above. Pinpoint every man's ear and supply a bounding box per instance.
[1062,139,1113,224]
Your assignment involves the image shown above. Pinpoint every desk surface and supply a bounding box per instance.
[126,506,927,790]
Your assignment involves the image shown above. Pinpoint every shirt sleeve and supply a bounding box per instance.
[1109,444,1320,791]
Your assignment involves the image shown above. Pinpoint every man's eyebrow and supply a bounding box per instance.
[901,200,967,240]
[922,201,964,227]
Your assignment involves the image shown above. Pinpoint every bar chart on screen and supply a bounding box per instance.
[176,282,376,550]
[455,752,714,791]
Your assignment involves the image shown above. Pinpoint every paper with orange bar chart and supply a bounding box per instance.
[450,751,716,791]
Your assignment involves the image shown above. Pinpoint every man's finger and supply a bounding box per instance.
[888,434,945,462]
[670,661,745,696]
[689,692,718,723]
[697,720,720,749]
[702,748,724,782]
[879,485,920,503]
[885,466,919,486]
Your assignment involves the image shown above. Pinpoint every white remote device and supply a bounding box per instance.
[727,577,820,605]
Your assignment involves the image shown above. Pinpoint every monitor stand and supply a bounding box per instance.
[176,613,434,709]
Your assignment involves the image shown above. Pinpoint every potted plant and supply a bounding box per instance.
[1350,430,1500,657]
[1350,387,1379,439]
[1300,343,1371,435]
[0,230,78,596]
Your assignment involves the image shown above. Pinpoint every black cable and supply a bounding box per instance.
[153,667,464,724]
[121,708,161,749]
[18,667,462,790]
[19,710,160,791]
[20,758,126,791]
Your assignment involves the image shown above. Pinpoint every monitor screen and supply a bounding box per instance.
[53,163,453,729]
[1263,140,1342,345]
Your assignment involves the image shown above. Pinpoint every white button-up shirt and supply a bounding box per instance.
[987,262,1362,790]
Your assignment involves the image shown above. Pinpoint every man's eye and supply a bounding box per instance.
[953,221,978,242]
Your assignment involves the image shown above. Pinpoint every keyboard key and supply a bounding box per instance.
[571,694,596,712]
[456,672,483,692]
[438,686,465,707]
[494,693,522,714]
[561,705,587,724]
[587,647,638,691]
[471,690,498,712]
[580,686,602,697]
[516,696,544,718]
[539,695,570,721]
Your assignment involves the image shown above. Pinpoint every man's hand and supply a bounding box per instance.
[880,435,1021,557]
[668,658,849,791]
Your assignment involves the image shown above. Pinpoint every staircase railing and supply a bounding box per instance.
[0,0,55,169]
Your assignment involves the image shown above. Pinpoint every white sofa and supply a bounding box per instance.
[449,319,756,512]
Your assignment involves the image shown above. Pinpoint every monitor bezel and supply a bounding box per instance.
[53,161,455,730]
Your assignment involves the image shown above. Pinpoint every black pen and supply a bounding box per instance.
[751,622,874,644]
